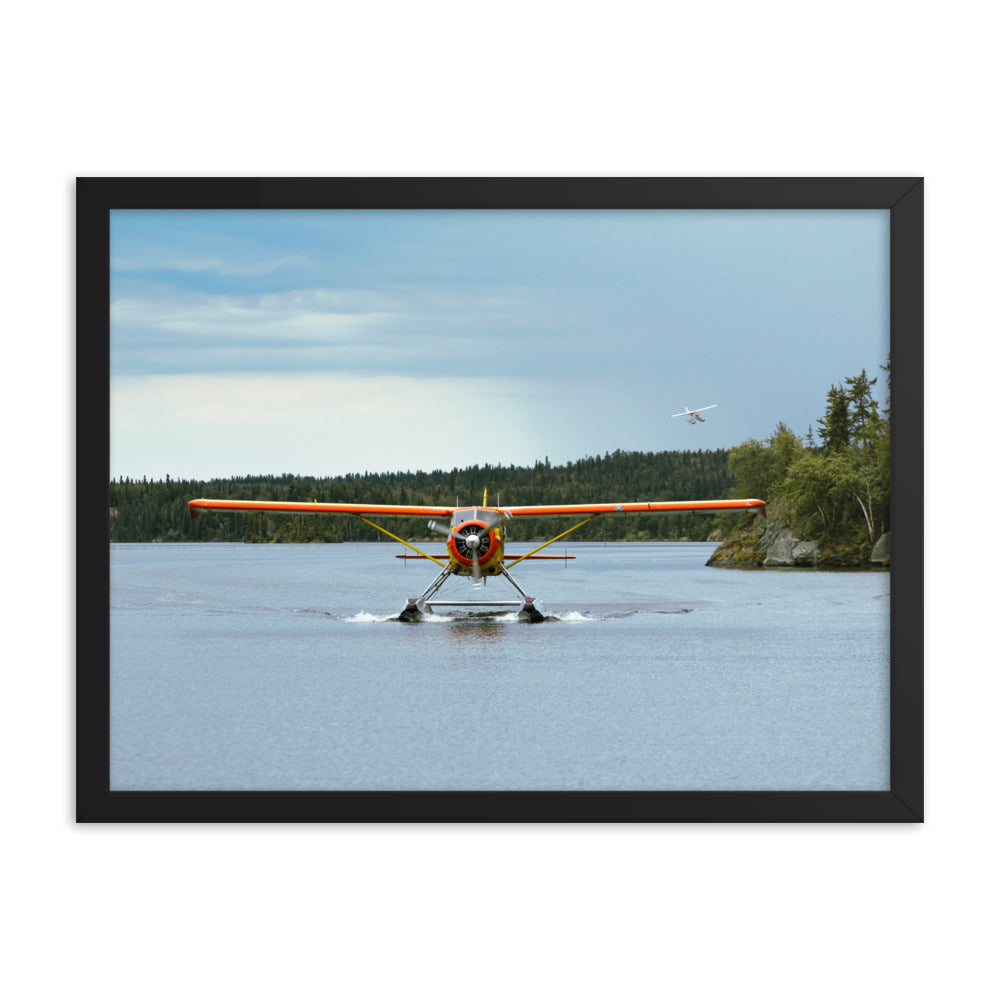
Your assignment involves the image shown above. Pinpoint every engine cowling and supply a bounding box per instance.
[447,520,503,574]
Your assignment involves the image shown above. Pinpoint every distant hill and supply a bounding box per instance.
[109,449,742,544]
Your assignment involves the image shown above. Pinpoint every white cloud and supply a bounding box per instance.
[111,283,568,376]
[111,290,381,341]
[111,253,312,277]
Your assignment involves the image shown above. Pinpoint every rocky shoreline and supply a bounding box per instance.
[706,504,890,569]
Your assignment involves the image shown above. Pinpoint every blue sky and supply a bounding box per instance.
[110,208,889,481]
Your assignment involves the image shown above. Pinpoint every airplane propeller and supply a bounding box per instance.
[428,515,510,586]
[428,520,484,583]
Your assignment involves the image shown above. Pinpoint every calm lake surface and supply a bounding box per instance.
[109,542,890,791]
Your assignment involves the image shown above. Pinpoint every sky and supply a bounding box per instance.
[110,208,889,481]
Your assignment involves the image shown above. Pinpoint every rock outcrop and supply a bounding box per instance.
[706,504,890,569]
[869,532,890,566]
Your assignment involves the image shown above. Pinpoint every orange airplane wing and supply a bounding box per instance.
[189,498,765,519]
[189,499,455,519]
[502,499,765,517]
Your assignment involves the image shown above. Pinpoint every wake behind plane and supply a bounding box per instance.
[671,403,718,424]
[188,489,765,622]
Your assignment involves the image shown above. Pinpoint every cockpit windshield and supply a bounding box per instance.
[451,507,495,527]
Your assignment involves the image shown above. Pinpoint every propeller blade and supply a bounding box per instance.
[428,520,460,539]
[480,512,509,541]
[462,527,484,584]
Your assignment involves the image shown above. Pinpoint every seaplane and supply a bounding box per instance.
[671,404,718,424]
[188,490,765,622]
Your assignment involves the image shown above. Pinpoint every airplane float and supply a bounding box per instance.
[188,491,765,622]
[670,404,718,424]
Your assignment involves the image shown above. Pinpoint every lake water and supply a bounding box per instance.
[109,542,890,791]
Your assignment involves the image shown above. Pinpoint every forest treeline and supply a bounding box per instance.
[109,448,739,544]
[726,359,891,560]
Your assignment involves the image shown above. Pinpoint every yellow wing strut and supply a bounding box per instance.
[351,513,448,568]
[503,514,600,569]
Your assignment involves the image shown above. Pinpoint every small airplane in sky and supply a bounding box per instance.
[671,404,718,424]
[188,490,765,622]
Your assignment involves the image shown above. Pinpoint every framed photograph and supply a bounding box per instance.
[79,177,922,822]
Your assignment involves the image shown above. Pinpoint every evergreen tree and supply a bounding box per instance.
[879,352,892,423]
[817,384,850,452]
[844,368,882,451]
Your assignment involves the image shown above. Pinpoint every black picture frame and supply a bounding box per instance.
[78,177,922,823]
